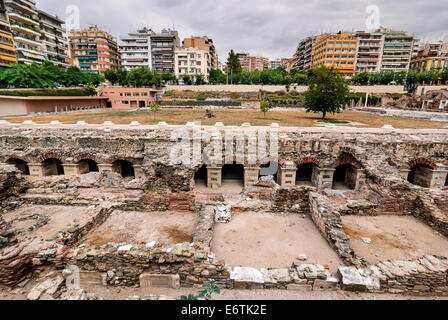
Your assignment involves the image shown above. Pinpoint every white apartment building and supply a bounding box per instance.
[37,9,69,68]
[174,47,210,83]
[119,27,154,71]
[378,28,414,72]
[354,31,384,74]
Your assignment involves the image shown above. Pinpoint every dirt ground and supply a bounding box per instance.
[212,212,342,272]
[1,108,446,129]
[3,205,90,242]
[83,210,197,246]
[3,280,448,300]
[342,215,448,264]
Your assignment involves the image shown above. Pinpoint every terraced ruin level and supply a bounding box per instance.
[0,122,447,298]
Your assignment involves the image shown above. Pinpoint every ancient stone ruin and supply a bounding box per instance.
[0,122,447,298]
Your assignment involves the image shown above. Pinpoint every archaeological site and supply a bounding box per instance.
[0,118,447,301]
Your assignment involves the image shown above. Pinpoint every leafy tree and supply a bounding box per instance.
[104,69,119,85]
[116,68,129,86]
[260,98,271,118]
[182,74,192,85]
[149,101,160,119]
[209,69,226,84]
[195,74,206,85]
[226,49,242,81]
[303,66,350,119]
[442,69,448,84]
[352,72,370,85]
[162,72,176,85]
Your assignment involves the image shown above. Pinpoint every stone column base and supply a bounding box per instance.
[28,163,44,177]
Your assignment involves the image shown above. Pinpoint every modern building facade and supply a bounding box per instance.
[269,59,282,69]
[354,31,384,74]
[119,27,153,71]
[100,86,162,109]
[5,0,44,64]
[174,46,210,83]
[37,9,69,68]
[150,28,179,74]
[69,26,120,75]
[292,36,316,71]
[237,52,268,72]
[311,31,357,77]
[378,28,414,72]
[0,0,17,67]
[183,36,218,70]
[410,55,448,73]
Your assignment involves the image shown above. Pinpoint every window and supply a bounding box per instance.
[123,101,129,104]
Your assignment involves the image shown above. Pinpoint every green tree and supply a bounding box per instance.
[260,99,271,118]
[209,69,226,84]
[104,69,119,85]
[226,49,242,83]
[195,74,206,85]
[149,101,160,119]
[352,72,370,85]
[182,74,192,85]
[442,69,448,84]
[116,68,129,86]
[303,66,350,119]
[162,72,176,85]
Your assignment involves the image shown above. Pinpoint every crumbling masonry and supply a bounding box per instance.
[0,123,447,296]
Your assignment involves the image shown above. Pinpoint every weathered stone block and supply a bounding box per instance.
[139,273,180,289]
[337,267,367,292]
[287,284,312,291]
[313,278,338,291]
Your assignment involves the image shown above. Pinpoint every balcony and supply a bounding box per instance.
[7,10,38,26]
[13,35,40,47]
[10,21,40,36]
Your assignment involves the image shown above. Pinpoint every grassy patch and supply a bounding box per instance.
[317,119,350,124]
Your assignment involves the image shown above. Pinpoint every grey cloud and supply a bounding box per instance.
[36,0,448,61]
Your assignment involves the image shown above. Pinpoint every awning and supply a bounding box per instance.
[21,51,45,60]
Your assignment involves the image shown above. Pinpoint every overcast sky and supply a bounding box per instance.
[36,0,448,61]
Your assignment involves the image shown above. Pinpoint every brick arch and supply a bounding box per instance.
[408,158,437,169]
[256,156,285,167]
[110,156,137,165]
[332,152,362,169]
[75,154,97,163]
[41,153,64,162]
[4,153,27,163]
[295,157,321,167]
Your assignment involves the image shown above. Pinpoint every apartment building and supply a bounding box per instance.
[281,58,293,71]
[5,0,44,64]
[174,46,210,83]
[69,26,120,75]
[378,28,414,72]
[0,0,17,67]
[311,31,357,77]
[354,31,384,74]
[410,55,448,73]
[237,52,268,72]
[292,36,316,71]
[37,10,69,68]
[119,27,153,71]
[269,59,282,69]
[183,36,218,70]
[150,28,180,74]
